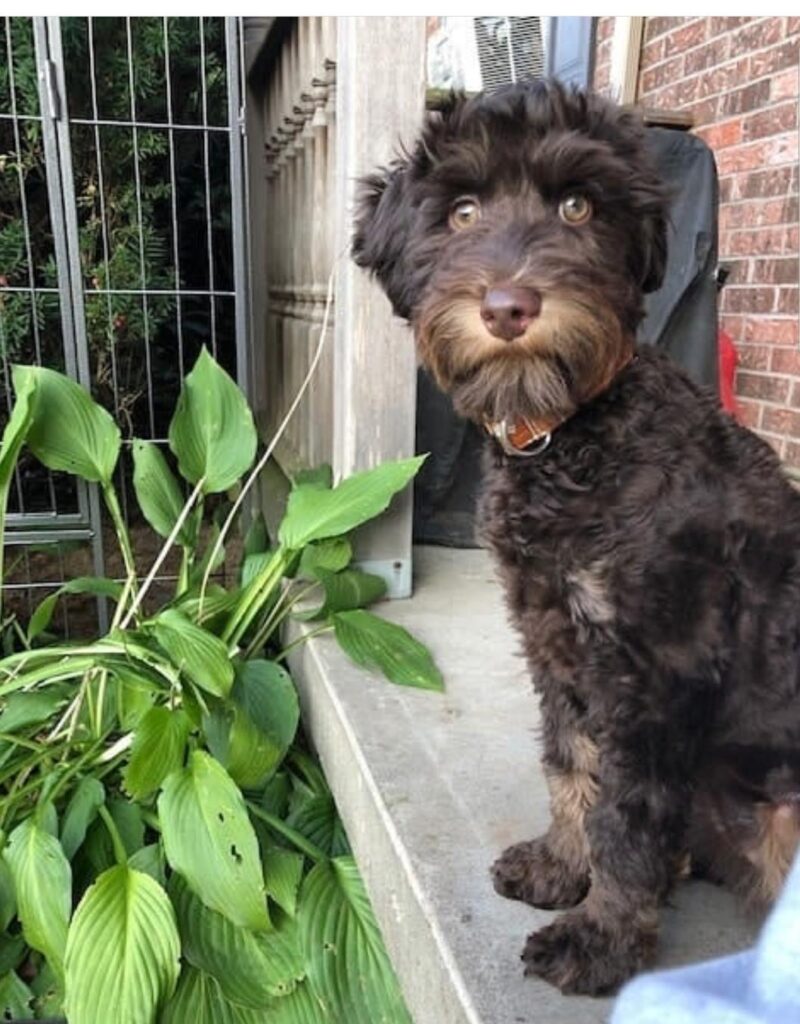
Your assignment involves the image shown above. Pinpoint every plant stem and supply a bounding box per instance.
[222,549,289,648]
[246,802,326,864]
[98,804,128,866]
[102,481,139,609]
[198,266,335,611]
[244,581,319,660]
[277,624,333,663]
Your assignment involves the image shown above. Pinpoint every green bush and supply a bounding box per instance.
[0,349,441,1022]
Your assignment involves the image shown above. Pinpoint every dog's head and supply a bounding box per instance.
[353,80,669,426]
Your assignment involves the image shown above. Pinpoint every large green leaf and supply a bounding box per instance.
[224,660,300,789]
[60,777,106,859]
[0,970,34,1021]
[170,874,303,1008]
[264,846,304,918]
[151,609,234,698]
[168,347,256,493]
[132,440,193,544]
[296,568,386,621]
[14,364,120,484]
[278,456,425,549]
[299,857,412,1024]
[123,706,191,800]
[296,538,353,580]
[159,966,266,1024]
[0,371,35,595]
[5,818,72,981]
[0,687,69,732]
[27,576,123,643]
[158,751,269,931]
[287,794,350,859]
[0,855,15,932]
[64,865,180,1024]
[332,609,443,691]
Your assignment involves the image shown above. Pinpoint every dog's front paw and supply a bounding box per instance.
[491,838,589,909]
[521,911,656,995]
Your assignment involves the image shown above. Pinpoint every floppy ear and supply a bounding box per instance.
[351,159,415,319]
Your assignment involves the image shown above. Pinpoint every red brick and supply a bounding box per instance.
[721,197,799,230]
[685,98,718,128]
[750,257,800,284]
[685,36,730,75]
[730,18,783,53]
[786,17,800,36]
[696,59,750,100]
[776,287,799,315]
[750,41,800,79]
[597,17,615,42]
[782,440,800,468]
[722,286,777,314]
[645,17,683,43]
[698,118,743,150]
[743,101,798,141]
[735,397,762,429]
[771,348,800,374]
[737,371,790,403]
[733,165,797,200]
[717,141,770,176]
[762,406,800,438]
[641,36,665,67]
[791,382,800,409]
[709,17,752,36]
[772,66,799,102]
[744,318,799,345]
[719,80,771,118]
[719,176,735,203]
[641,55,684,94]
[593,64,611,92]
[736,344,771,370]
[664,19,709,58]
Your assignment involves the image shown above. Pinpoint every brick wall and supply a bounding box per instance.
[594,17,800,464]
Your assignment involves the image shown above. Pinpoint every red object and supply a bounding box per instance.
[718,328,739,418]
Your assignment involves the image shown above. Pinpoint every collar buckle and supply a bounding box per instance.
[489,418,552,458]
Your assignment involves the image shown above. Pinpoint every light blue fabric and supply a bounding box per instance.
[611,854,800,1024]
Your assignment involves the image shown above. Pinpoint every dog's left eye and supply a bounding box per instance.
[449,197,481,230]
[559,194,593,226]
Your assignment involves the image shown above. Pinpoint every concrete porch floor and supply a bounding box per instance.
[287,546,758,1024]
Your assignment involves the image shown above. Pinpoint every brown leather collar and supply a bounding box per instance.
[484,352,635,457]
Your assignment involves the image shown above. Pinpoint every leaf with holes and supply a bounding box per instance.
[299,856,412,1024]
[151,608,234,698]
[168,347,257,493]
[132,440,193,544]
[5,818,72,982]
[14,364,120,485]
[158,751,269,931]
[278,456,425,549]
[332,609,443,691]
[0,970,34,1021]
[64,865,180,1024]
[170,874,303,1008]
[123,706,191,800]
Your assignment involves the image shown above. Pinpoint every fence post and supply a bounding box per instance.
[333,16,426,597]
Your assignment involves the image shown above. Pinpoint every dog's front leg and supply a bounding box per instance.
[521,724,690,995]
[492,712,595,909]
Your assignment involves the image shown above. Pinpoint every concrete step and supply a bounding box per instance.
[288,546,758,1024]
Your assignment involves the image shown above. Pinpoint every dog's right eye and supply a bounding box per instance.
[449,197,481,230]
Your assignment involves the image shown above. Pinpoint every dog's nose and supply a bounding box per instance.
[480,286,542,341]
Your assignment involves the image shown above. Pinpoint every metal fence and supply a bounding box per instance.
[0,16,249,634]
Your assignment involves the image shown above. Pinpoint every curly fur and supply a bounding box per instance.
[353,80,800,996]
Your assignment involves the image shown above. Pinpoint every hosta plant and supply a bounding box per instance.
[0,349,441,1022]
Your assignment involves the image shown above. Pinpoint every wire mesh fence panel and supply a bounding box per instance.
[0,15,248,639]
